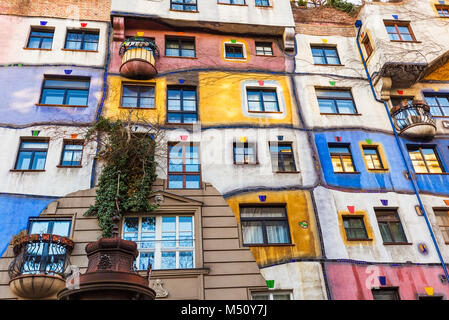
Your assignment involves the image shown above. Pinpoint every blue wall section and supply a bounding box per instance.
[0,66,103,126]
[0,194,59,257]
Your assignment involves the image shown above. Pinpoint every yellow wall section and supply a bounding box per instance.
[226,190,321,267]
[424,60,449,81]
[103,72,294,126]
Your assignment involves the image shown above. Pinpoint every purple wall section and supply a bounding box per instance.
[0,66,103,127]
[326,262,449,300]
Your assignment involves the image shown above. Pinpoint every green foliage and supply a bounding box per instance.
[84,116,159,238]
[326,0,357,14]
[297,0,307,6]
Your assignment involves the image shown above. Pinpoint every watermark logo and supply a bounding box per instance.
[65,265,80,290]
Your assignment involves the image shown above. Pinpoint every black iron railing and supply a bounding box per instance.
[390,102,436,133]
[8,234,74,279]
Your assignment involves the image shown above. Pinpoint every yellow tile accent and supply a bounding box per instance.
[425,287,434,296]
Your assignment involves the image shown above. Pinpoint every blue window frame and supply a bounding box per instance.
[168,143,201,189]
[65,30,99,51]
[165,37,195,57]
[40,77,90,106]
[311,46,341,65]
[219,0,246,4]
[27,28,54,49]
[15,139,49,171]
[60,140,83,167]
[170,0,197,11]
[255,0,270,6]
[167,86,198,123]
[121,85,155,109]
[424,94,449,117]
[28,218,71,236]
[316,89,357,114]
[247,88,279,112]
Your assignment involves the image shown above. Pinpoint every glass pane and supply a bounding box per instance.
[142,217,155,231]
[140,233,155,249]
[124,217,139,232]
[336,100,355,114]
[389,33,401,41]
[266,222,289,244]
[423,148,443,173]
[66,90,88,106]
[316,90,352,99]
[32,152,47,170]
[83,42,98,51]
[252,294,270,300]
[66,32,83,41]
[122,86,139,97]
[122,97,138,108]
[161,252,176,269]
[139,98,155,108]
[185,175,200,189]
[28,37,42,48]
[65,41,82,50]
[379,222,393,242]
[179,251,193,268]
[41,89,64,105]
[390,222,407,242]
[331,155,344,172]
[167,113,182,123]
[318,99,337,113]
[139,252,154,271]
[16,151,32,170]
[242,221,264,244]
[313,55,326,64]
[162,217,176,248]
[45,80,89,89]
[168,175,183,188]
[326,56,340,65]
[181,49,195,57]
[273,294,291,300]
[398,26,411,34]
[29,221,50,234]
[183,99,197,111]
[240,207,285,218]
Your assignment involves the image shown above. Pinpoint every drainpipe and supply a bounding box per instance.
[354,20,449,282]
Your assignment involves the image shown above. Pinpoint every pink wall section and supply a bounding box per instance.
[326,263,449,300]
[110,20,287,74]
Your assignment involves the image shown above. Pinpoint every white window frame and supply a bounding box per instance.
[122,215,195,270]
[241,80,287,119]
[251,291,293,300]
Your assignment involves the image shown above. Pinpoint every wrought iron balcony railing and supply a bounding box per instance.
[119,37,160,80]
[8,234,74,279]
[390,102,436,139]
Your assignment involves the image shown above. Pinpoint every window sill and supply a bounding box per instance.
[389,40,421,44]
[334,171,361,174]
[314,64,345,67]
[23,47,52,51]
[234,162,260,166]
[320,113,362,116]
[36,104,88,108]
[10,169,45,172]
[367,169,389,173]
[383,242,413,246]
[255,5,273,8]
[165,122,197,126]
[164,55,198,59]
[217,3,248,6]
[57,165,82,168]
[256,54,275,57]
[248,110,282,114]
[225,56,246,60]
[274,171,300,174]
[346,238,373,242]
[244,243,295,247]
[119,106,156,110]
[61,48,99,53]
[415,172,449,175]
[169,9,199,13]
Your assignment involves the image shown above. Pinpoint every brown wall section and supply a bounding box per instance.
[0,0,111,22]
[0,179,267,300]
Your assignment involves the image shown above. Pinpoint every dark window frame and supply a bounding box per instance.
[436,5,449,17]
[27,217,72,236]
[64,29,99,51]
[14,138,49,171]
[246,88,280,113]
[224,43,245,59]
[233,142,258,165]
[255,0,270,6]
[342,215,369,241]
[165,36,196,58]
[255,41,273,56]
[407,145,445,174]
[384,21,416,42]
[239,205,292,246]
[218,0,247,5]
[434,209,449,244]
[362,145,385,170]
[170,0,198,11]
[328,143,357,173]
[269,142,297,173]
[59,139,84,167]
[362,34,373,59]
[27,27,54,50]
[424,93,449,117]
[316,89,358,115]
[167,142,202,189]
[166,85,198,124]
[39,75,91,107]
[121,83,156,109]
[375,209,408,244]
[372,287,401,300]
[311,46,341,65]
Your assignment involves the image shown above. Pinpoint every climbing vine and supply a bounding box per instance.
[84,116,160,238]
[296,0,358,15]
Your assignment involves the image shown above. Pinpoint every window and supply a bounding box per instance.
[424,94,449,117]
[316,89,357,114]
[28,218,71,236]
[436,5,449,17]
[240,206,291,245]
[434,209,449,244]
[60,140,83,167]
[121,85,155,109]
[255,42,273,56]
[65,30,99,51]
[218,0,246,4]
[343,216,369,240]
[27,28,54,49]
[225,44,244,59]
[269,142,297,172]
[168,143,201,189]
[167,86,197,123]
[247,88,279,112]
[372,288,400,300]
[123,216,194,270]
[255,0,270,6]
[39,76,90,106]
[311,46,341,65]
[362,34,373,59]
[170,0,198,11]
[375,209,407,244]
[329,144,356,173]
[407,146,444,174]
[362,146,385,170]
[384,21,415,42]
[252,292,292,300]
[165,37,195,57]
[419,296,443,300]
[234,142,257,164]
[15,139,49,171]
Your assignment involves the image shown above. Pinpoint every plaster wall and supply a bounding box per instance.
[260,262,328,300]
[0,15,108,67]
[0,67,103,126]
[326,262,449,300]
[0,126,96,196]
[314,186,449,263]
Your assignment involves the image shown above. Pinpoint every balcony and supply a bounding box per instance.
[390,102,436,140]
[8,234,74,300]
[119,37,160,80]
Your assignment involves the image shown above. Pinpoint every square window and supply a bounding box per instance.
[165,37,195,57]
[424,94,449,117]
[65,30,99,51]
[372,288,400,300]
[255,42,273,56]
[171,0,197,11]
[240,206,291,245]
[407,146,444,174]
[233,142,257,164]
[311,46,341,65]
[329,144,356,173]
[40,76,90,106]
[375,209,407,243]
[247,88,280,112]
[316,89,356,114]
[436,5,449,17]
[27,28,54,49]
[218,0,246,4]
[15,139,49,170]
[362,146,385,170]
[255,0,270,6]
[384,21,415,42]
[252,291,292,300]
[269,142,297,172]
[121,84,155,109]
[343,216,369,240]
[60,140,83,167]
[225,44,245,59]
